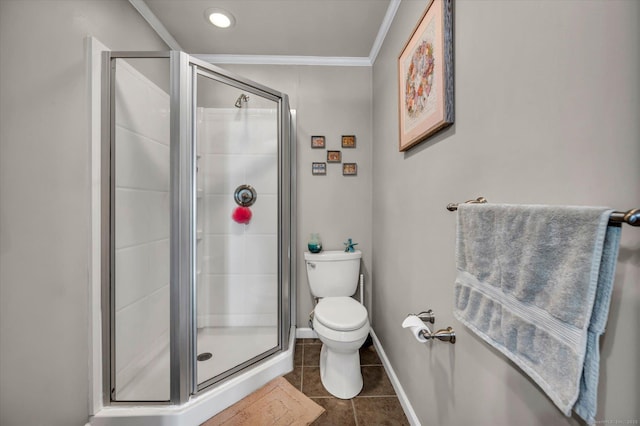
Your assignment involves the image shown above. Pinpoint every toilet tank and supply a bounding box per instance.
[304,250,362,297]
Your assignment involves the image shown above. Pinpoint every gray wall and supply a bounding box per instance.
[0,1,168,425]
[372,0,640,424]
[220,64,373,328]
[3,0,638,425]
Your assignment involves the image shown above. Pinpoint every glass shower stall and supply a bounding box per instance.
[100,51,295,406]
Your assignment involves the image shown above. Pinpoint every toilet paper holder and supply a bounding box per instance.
[404,310,456,344]
[416,309,435,324]
[421,326,456,344]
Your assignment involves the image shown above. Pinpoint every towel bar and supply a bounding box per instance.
[446,197,487,211]
[447,197,640,227]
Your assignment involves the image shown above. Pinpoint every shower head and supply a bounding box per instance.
[235,94,250,108]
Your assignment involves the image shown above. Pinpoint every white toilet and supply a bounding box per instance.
[304,250,370,399]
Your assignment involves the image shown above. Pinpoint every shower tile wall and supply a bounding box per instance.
[114,60,170,396]
[198,109,278,328]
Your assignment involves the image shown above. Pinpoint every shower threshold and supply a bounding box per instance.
[90,327,294,426]
[116,326,278,401]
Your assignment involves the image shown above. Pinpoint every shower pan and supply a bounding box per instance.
[93,51,295,425]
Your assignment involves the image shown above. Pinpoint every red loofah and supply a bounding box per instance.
[232,206,252,224]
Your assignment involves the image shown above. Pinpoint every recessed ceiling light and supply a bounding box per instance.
[204,8,235,29]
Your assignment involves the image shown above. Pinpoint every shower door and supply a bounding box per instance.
[193,67,281,389]
[104,51,293,405]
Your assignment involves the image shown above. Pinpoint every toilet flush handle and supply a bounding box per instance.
[307,262,316,269]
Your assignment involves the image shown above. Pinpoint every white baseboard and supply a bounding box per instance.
[369,329,420,426]
[295,327,318,339]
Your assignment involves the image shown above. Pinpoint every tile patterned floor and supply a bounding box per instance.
[284,338,409,425]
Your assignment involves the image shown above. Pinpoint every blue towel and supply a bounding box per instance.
[453,204,621,425]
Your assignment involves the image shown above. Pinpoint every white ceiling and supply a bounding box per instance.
[135,0,397,65]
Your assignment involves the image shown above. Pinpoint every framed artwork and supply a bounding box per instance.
[327,151,341,163]
[341,135,356,148]
[342,163,357,176]
[311,135,325,149]
[312,162,326,175]
[398,0,454,151]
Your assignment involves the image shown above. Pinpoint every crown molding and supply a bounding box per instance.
[369,0,401,65]
[128,0,182,50]
[192,54,372,67]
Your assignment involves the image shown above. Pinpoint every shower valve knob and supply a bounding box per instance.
[234,185,257,207]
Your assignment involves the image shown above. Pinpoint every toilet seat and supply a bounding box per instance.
[315,297,368,331]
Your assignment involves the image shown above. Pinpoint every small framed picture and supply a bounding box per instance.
[311,135,325,149]
[343,163,357,176]
[341,135,356,148]
[312,162,326,175]
[327,151,342,163]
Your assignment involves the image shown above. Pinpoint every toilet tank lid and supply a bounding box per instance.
[304,250,362,261]
[314,297,368,331]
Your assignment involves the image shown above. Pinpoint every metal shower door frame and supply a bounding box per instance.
[101,51,294,406]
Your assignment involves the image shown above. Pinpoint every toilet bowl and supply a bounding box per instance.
[313,296,369,399]
[304,250,369,399]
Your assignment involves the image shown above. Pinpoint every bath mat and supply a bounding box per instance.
[201,376,325,426]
